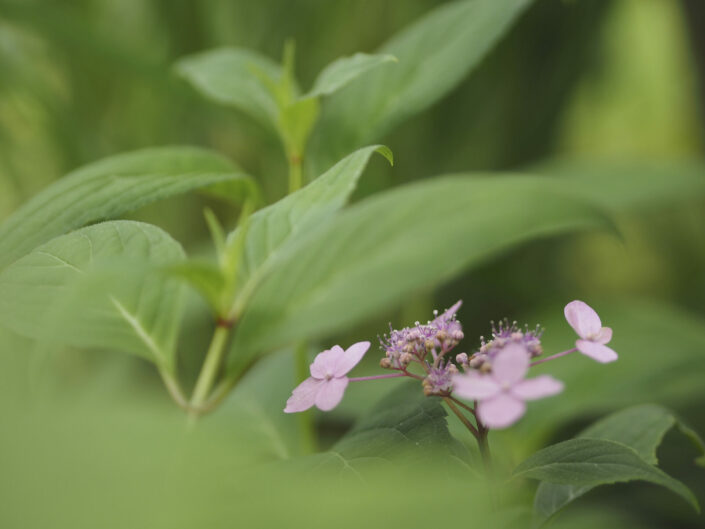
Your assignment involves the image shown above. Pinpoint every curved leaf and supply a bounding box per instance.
[514,438,698,513]
[0,146,252,268]
[306,53,397,98]
[0,221,185,370]
[227,145,392,318]
[175,47,288,132]
[228,175,609,370]
[533,405,705,525]
[308,0,532,173]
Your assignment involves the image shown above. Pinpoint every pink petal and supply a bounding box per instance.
[491,342,529,385]
[477,393,526,429]
[564,300,602,339]
[314,377,349,411]
[284,377,325,413]
[333,341,371,377]
[596,327,612,345]
[431,300,462,324]
[576,339,618,363]
[310,345,345,378]
[511,375,564,401]
[451,372,501,400]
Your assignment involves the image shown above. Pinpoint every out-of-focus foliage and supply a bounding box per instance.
[1,0,705,528]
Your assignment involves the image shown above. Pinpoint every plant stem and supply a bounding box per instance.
[294,341,317,453]
[530,347,577,367]
[190,325,231,410]
[444,397,479,438]
[288,154,303,193]
[158,367,190,411]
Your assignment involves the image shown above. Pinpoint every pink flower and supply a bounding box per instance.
[564,300,617,363]
[452,343,563,429]
[284,341,370,413]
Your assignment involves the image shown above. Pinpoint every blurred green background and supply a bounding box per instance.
[1,1,704,528]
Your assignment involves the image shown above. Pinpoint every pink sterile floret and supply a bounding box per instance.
[564,300,617,363]
[452,343,563,429]
[284,341,370,413]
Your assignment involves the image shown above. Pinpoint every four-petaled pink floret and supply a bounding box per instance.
[284,341,370,413]
[451,343,563,429]
[564,300,617,363]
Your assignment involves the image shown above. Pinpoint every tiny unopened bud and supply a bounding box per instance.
[447,364,459,375]
[400,353,414,366]
[424,340,435,351]
[456,352,468,365]
[436,330,448,342]
[380,358,392,369]
[452,330,464,341]
[511,331,523,341]
[480,362,492,374]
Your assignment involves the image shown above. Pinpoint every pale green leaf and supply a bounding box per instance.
[0,221,185,370]
[228,175,608,369]
[308,0,532,173]
[514,438,698,512]
[227,145,392,318]
[175,47,290,132]
[306,53,397,98]
[0,146,252,269]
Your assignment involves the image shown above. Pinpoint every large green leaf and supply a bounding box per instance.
[175,47,288,132]
[514,438,698,513]
[538,158,705,212]
[308,0,532,173]
[305,53,397,99]
[0,146,253,269]
[227,145,392,318]
[533,405,705,525]
[227,175,608,369]
[0,221,185,370]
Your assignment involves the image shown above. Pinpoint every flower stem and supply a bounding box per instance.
[190,325,231,411]
[444,397,479,438]
[294,341,317,454]
[348,373,406,382]
[530,347,577,367]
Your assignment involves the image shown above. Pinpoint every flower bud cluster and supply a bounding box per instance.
[380,301,464,370]
[422,362,458,396]
[468,319,543,369]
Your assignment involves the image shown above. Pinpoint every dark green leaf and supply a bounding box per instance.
[534,405,705,524]
[515,439,698,514]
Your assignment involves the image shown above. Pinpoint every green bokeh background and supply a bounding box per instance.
[1,1,704,528]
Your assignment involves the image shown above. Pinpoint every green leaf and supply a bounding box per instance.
[334,381,467,461]
[228,175,608,369]
[226,145,392,319]
[514,438,698,513]
[175,47,290,132]
[0,221,185,370]
[533,405,705,525]
[285,381,468,475]
[305,53,397,98]
[0,146,252,269]
[308,0,532,173]
[537,158,705,212]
